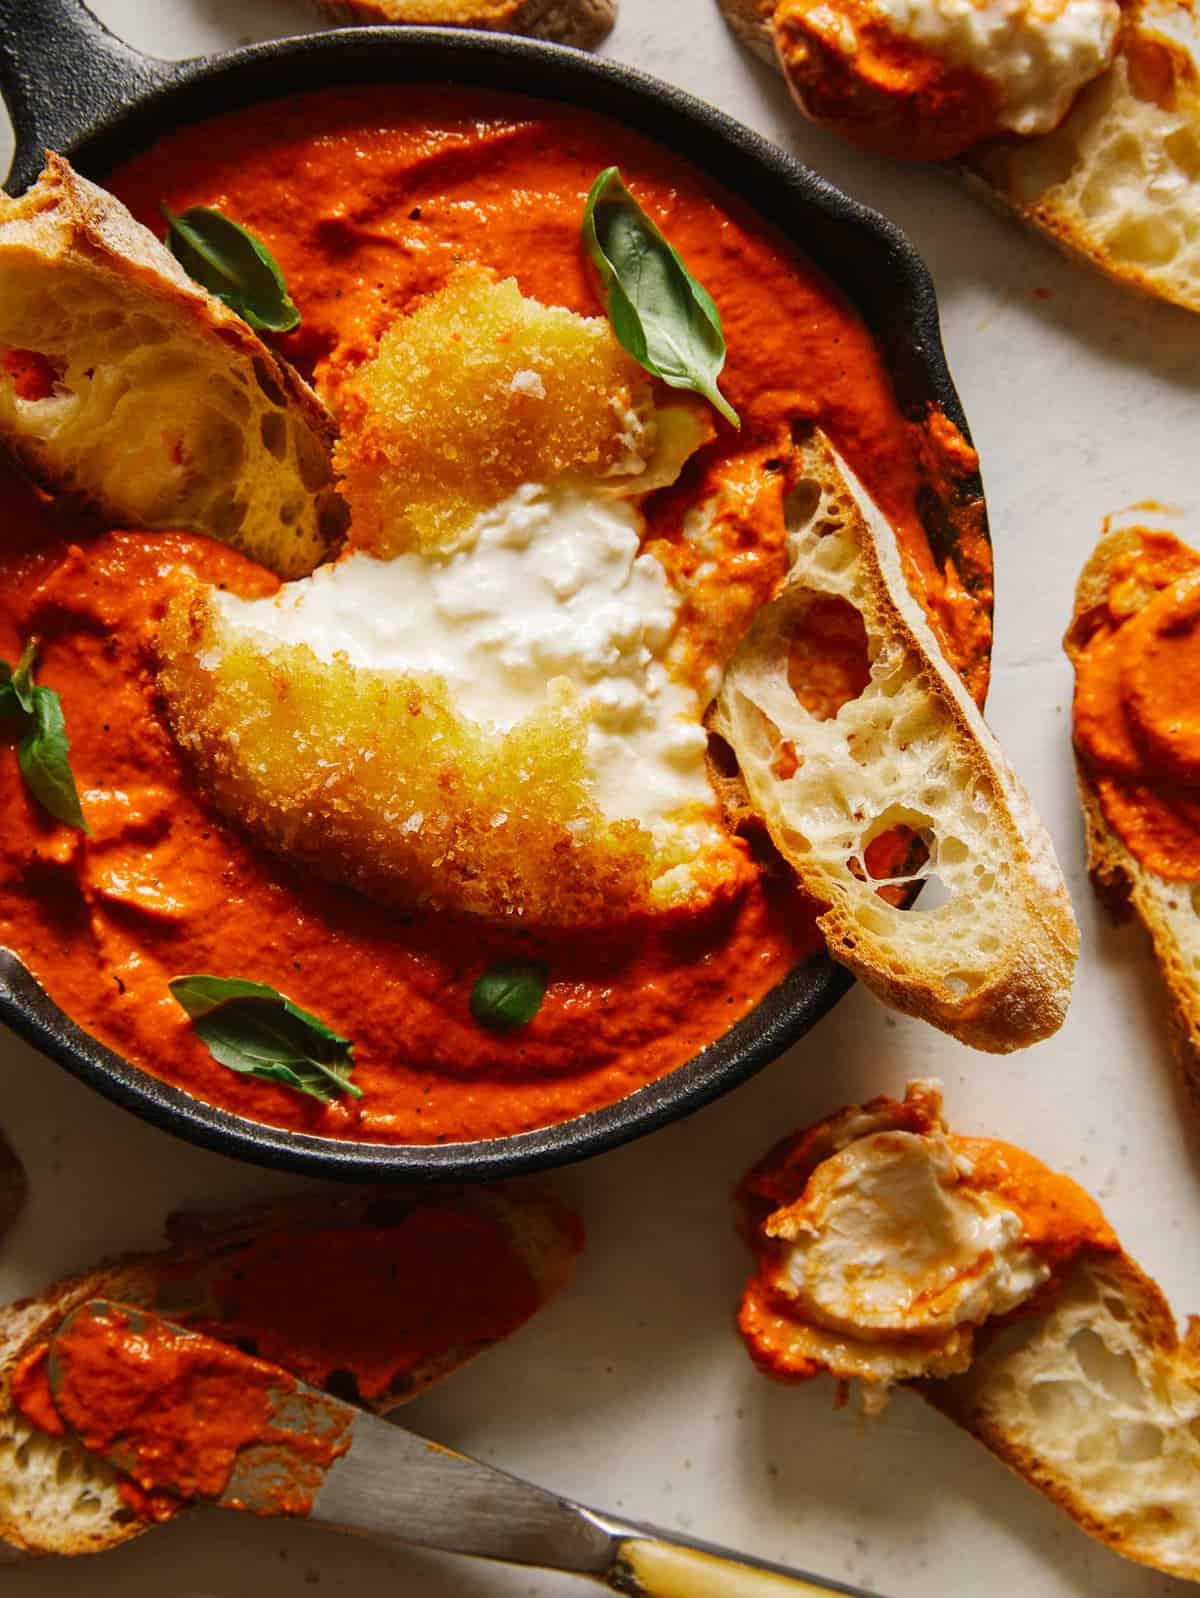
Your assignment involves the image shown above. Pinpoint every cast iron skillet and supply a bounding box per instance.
[0,0,988,1181]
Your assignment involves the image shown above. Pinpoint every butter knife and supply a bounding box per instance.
[50,1301,887,1598]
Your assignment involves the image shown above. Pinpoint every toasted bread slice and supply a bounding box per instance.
[0,1181,581,1560]
[717,0,1200,316]
[711,431,1078,1052]
[965,8,1200,317]
[925,1250,1200,1582]
[312,0,616,47]
[0,155,346,578]
[1064,526,1200,1110]
[738,1081,1200,1581]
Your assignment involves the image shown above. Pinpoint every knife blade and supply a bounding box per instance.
[48,1301,891,1598]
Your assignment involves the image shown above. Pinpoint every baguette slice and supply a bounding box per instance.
[964,11,1200,317]
[0,1181,581,1560]
[313,0,616,46]
[0,154,347,579]
[738,1082,1200,1582]
[717,0,1200,316]
[711,431,1078,1051]
[924,1250,1200,1582]
[1064,526,1200,1110]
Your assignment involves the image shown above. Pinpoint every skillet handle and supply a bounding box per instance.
[0,0,178,194]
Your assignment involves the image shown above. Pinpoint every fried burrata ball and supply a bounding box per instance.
[157,274,744,927]
[334,268,709,555]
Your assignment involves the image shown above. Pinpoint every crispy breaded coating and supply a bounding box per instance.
[157,581,705,925]
[156,273,738,925]
[334,269,660,556]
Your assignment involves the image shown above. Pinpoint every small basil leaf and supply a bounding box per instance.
[168,975,361,1104]
[17,685,88,832]
[162,204,301,334]
[470,961,549,1031]
[10,638,37,715]
[582,167,739,429]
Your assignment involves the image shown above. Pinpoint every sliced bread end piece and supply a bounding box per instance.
[712,431,1078,1052]
[714,0,777,59]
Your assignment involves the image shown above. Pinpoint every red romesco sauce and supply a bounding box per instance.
[18,1305,352,1518]
[1071,529,1200,880]
[0,87,988,1143]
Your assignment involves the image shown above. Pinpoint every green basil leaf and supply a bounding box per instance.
[10,638,37,715]
[17,685,88,832]
[162,205,301,334]
[470,960,549,1031]
[168,975,361,1104]
[582,167,739,429]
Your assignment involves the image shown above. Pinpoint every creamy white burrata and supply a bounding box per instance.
[863,0,1120,135]
[777,1129,1049,1336]
[214,482,717,846]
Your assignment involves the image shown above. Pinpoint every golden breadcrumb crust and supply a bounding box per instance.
[156,581,693,925]
[335,269,657,557]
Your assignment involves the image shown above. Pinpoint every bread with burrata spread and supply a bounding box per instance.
[965,12,1200,319]
[312,0,616,48]
[711,429,1078,1052]
[0,1181,581,1560]
[1065,523,1200,1112]
[737,1080,1200,1582]
[0,154,346,579]
[717,0,1200,317]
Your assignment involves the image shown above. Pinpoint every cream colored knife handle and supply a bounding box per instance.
[610,1534,875,1597]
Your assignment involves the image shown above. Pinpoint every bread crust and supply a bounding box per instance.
[713,432,1078,1052]
[0,155,346,578]
[313,0,616,47]
[0,1181,581,1560]
[1064,527,1200,1111]
[714,0,777,59]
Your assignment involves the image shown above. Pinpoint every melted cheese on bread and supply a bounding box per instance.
[771,1129,1047,1339]
[738,1080,1115,1405]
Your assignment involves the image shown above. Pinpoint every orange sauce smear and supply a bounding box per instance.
[11,1194,562,1522]
[1072,528,1200,880]
[0,86,987,1143]
[16,1306,352,1519]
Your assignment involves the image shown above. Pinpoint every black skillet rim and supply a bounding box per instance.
[0,23,982,1182]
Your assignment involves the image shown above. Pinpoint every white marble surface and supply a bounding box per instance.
[2,2,1199,1594]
